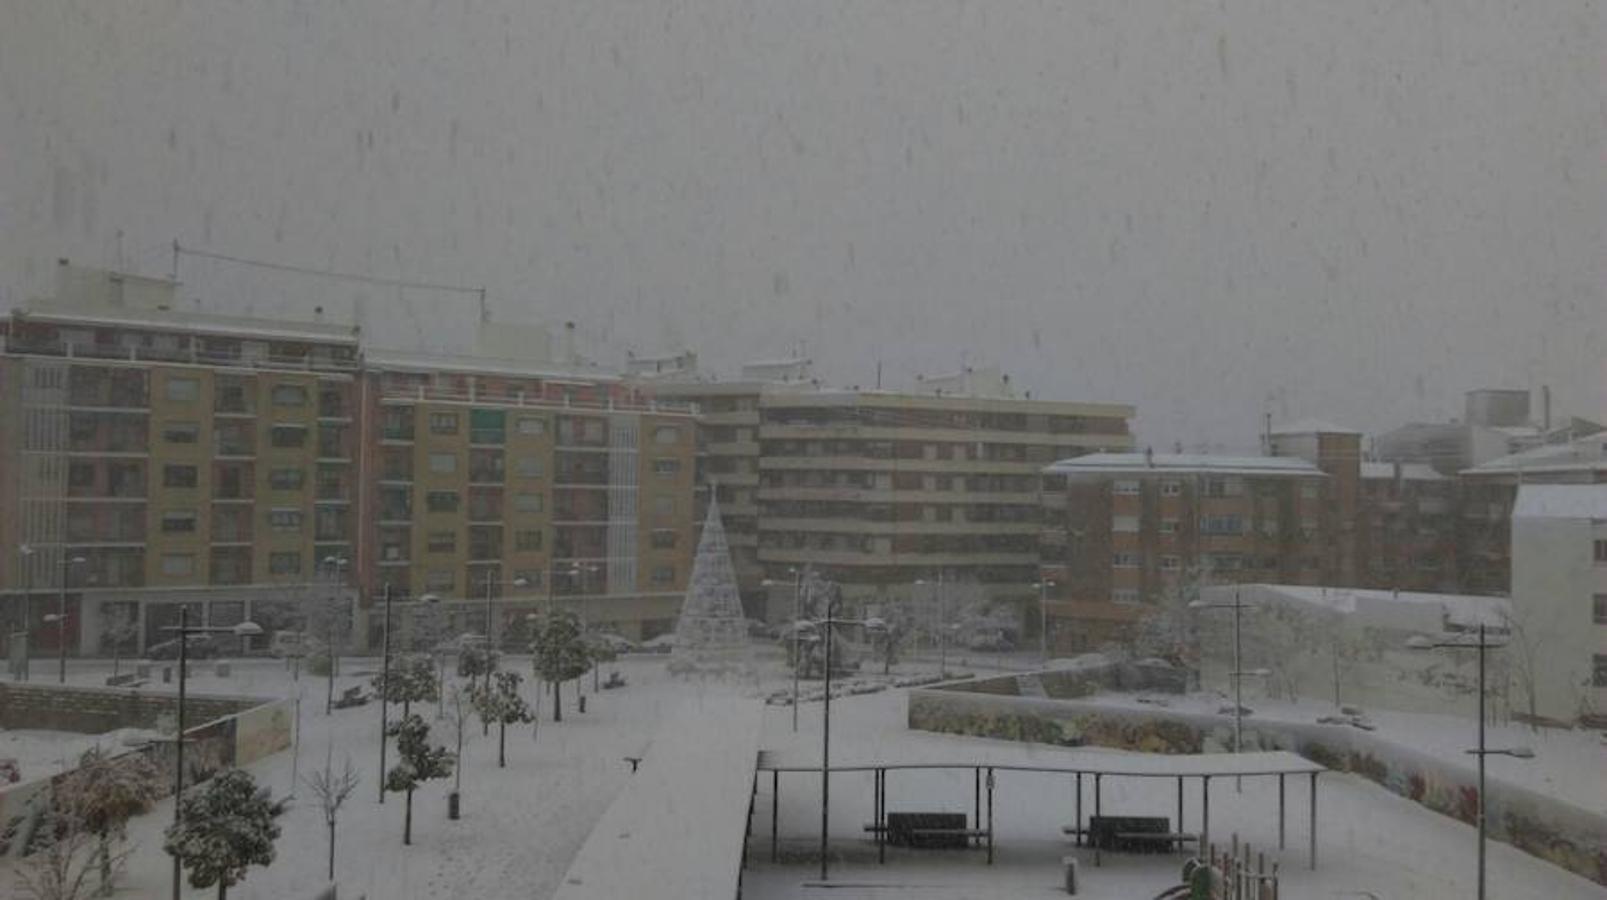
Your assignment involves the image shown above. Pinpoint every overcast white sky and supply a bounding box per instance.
[2,1,1601,448]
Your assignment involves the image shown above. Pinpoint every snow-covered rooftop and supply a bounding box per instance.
[365,347,619,381]
[1512,484,1607,519]
[15,306,361,344]
[1462,434,1607,476]
[1360,461,1446,481]
[1045,452,1322,477]
[1269,417,1360,436]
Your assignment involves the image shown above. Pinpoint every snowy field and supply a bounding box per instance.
[1,652,1603,899]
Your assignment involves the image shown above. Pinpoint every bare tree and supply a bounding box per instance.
[13,807,104,900]
[301,749,360,882]
[1500,610,1541,732]
[99,607,139,679]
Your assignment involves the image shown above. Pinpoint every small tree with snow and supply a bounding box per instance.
[529,611,592,722]
[301,749,359,882]
[162,768,286,900]
[470,671,534,768]
[13,805,100,900]
[99,608,139,679]
[372,654,439,718]
[60,747,161,896]
[384,714,454,845]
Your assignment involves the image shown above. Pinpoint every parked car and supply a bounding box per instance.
[587,632,639,654]
[640,633,678,654]
[746,618,775,638]
[965,630,1016,653]
[146,634,218,660]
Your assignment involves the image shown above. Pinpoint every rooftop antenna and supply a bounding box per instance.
[876,361,882,390]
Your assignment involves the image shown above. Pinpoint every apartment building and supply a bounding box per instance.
[1266,419,1362,586]
[362,352,698,642]
[0,264,361,655]
[1509,484,1607,725]
[0,264,700,655]
[1354,462,1459,593]
[1458,433,1607,596]
[752,386,1134,623]
[1038,452,1328,652]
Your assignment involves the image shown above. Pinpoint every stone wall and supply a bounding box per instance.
[909,681,1607,887]
[0,682,255,733]
[0,686,293,858]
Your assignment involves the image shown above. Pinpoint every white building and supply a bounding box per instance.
[1510,484,1607,725]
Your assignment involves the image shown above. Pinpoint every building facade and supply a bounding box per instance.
[1039,453,1328,653]
[1354,462,1460,593]
[0,264,699,656]
[1509,484,1607,725]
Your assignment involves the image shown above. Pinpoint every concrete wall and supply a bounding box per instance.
[0,686,293,858]
[1511,514,1607,723]
[909,683,1607,887]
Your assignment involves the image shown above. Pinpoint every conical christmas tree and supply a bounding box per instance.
[671,496,752,675]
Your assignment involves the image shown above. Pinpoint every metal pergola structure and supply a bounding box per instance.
[753,748,1325,872]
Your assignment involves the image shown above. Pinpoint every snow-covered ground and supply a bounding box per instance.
[1,652,1603,899]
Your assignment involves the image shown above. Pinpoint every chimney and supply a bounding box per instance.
[562,321,577,366]
[1144,446,1154,467]
[1542,385,1551,432]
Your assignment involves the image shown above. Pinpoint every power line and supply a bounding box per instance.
[172,241,484,297]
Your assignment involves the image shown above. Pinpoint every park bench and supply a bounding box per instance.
[879,812,987,849]
[331,686,369,709]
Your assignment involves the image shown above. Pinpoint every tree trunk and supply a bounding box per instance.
[327,821,336,881]
[98,834,112,896]
[404,788,413,845]
[498,721,507,768]
[552,680,563,722]
[219,882,228,900]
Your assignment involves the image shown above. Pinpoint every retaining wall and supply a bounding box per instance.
[0,685,293,858]
[910,678,1607,886]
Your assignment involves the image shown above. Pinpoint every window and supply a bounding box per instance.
[651,529,678,549]
[652,458,682,477]
[427,491,460,513]
[1160,480,1182,496]
[165,377,200,402]
[1159,519,1179,534]
[269,468,305,490]
[161,511,197,533]
[516,416,547,436]
[425,570,455,592]
[1160,555,1181,570]
[271,425,308,448]
[429,412,459,435]
[163,464,198,488]
[1204,477,1244,497]
[271,384,308,406]
[1112,514,1140,533]
[1112,479,1140,495]
[1594,594,1607,625]
[269,552,302,575]
[428,453,458,474]
[163,423,199,444]
[1595,654,1607,689]
[268,509,303,531]
[653,496,675,516]
[1208,554,1242,571]
[517,456,544,478]
[1112,589,1141,605]
[69,462,94,488]
[1595,540,1607,564]
[427,531,457,553]
[514,493,544,513]
[1199,514,1244,535]
[1301,483,1320,500]
[653,425,681,445]
[515,529,543,551]
[1112,552,1139,568]
[650,565,676,586]
[161,554,195,576]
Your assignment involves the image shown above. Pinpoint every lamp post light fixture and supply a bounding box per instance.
[51,555,87,684]
[319,555,350,714]
[914,571,950,678]
[163,612,262,900]
[1190,590,1268,791]
[1407,623,1526,900]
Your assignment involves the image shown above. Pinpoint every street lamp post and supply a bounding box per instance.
[53,555,86,683]
[1190,590,1269,791]
[1407,624,1531,900]
[1033,579,1056,663]
[809,590,885,882]
[320,556,349,714]
[377,582,392,803]
[164,610,262,900]
[915,571,949,678]
[16,544,35,681]
[764,567,804,731]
